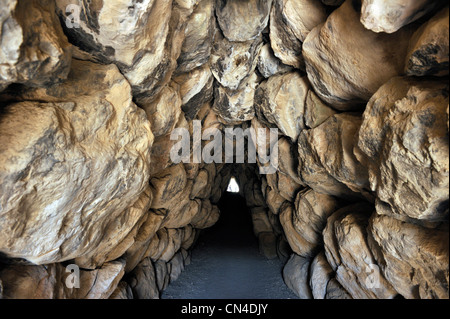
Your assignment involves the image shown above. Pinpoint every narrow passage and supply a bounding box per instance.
[161,192,298,299]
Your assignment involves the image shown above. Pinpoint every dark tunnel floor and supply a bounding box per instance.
[161,192,299,299]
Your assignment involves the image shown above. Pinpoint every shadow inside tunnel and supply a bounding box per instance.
[160,191,298,299]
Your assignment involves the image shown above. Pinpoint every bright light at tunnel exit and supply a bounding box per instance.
[227,177,240,193]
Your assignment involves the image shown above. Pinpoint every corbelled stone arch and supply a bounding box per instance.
[0,0,448,301]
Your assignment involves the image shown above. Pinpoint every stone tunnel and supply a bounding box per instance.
[0,0,448,300]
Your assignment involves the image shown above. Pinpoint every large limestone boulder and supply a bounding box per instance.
[303,0,413,110]
[55,0,190,103]
[0,0,72,92]
[0,60,153,267]
[323,203,398,299]
[173,64,214,120]
[293,188,339,248]
[297,113,369,199]
[282,253,313,299]
[369,213,449,299]
[269,0,327,69]
[405,6,449,77]
[141,82,182,138]
[360,0,444,34]
[213,72,259,125]
[176,0,215,73]
[0,260,125,299]
[215,0,272,42]
[357,77,449,222]
[309,251,334,299]
[279,204,317,257]
[256,44,293,78]
[254,72,309,141]
[210,31,262,90]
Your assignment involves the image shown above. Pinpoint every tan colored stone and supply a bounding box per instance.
[56,0,190,102]
[216,0,272,42]
[0,0,72,91]
[141,82,182,137]
[303,0,413,110]
[323,203,398,299]
[310,251,334,299]
[304,90,336,129]
[256,44,293,78]
[128,257,159,299]
[0,260,125,299]
[0,60,153,266]
[269,0,326,69]
[282,253,313,299]
[361,0,443,34]
[173,63,214,120]
[279,203,317,257]
[176,0,215,73]
[210,31,262,90]
[254,72,308,141]
[213,72,259,125]
[297,114,370,199]
[369,213,449,299]
[405,6,449,77]
[293,188,339,247]
[357,77,449,222]
[109,281,134,299]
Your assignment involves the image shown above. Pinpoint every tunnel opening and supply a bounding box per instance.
[161,189,297,299]
[226,176,240,193]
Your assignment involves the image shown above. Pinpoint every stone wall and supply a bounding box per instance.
[0,0,448,299]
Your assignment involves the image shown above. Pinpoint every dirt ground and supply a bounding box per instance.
[161,192,298,299]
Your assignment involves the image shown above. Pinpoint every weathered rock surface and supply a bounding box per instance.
[369,213,449,299]
[269,0,327,69]
[148,114,189,176]
[357,76,449,222]
[0,0,448,301]
[279,204,317,258]
[325,278,352,299]
[128,257,159,299]
[0,260,125,299]
[141,82,182,137]
[215,0,272,42]
[0,60,153,266]
[254,72,308,141]
[173,64,214,120]
[309,251,334,299]
[360,0,443,34]
[323,203,398,299]
[213,72,259,124]
[256,44,293,78]
[0,0,72,92]
[297,113,369,199]
[293,188,339,248]
[176,0,215,73]
[109,281,134,299]
[277,137,303,186]
[282,253,313,299]
[210,31,262,90]
[304,90,336,129]
[55,0,189,102]
[190,200,220,229]
[303,0,413,110]
[405,6,449,77]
